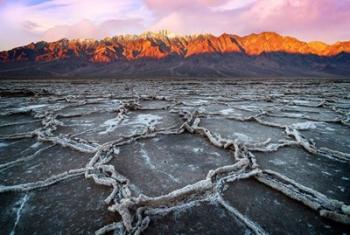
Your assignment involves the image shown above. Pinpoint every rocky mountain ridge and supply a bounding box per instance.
[0,32,349,77]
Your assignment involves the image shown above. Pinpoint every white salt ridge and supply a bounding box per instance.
[188,164,198,171]
[293,100,311,105]
[322,171,332,176]
[269,159,287,166]
[219,108,235,115]
[240,104,269,112]
[341,177,349,181]
[325,126,335,132]
[198,107,206,113]
[159,170,181,183]
[193,147,203,153]
[287,113,304,118]
[0,142,9,148]
[125,114,162,127]
[233,133,253,143]
[237,105,258,112]
[30,142,41,148]
[181,100,208,106]
[10,194,29,235]
[191,100,208,105]
[99,116,124,134]
[290,121,321,130]
[139,145,155,170]
[103,118,119,126]
[15,104,47,112]
[210,152,221,157]
[338,186,345,192]
[66,123,93,127]
[273,199,282,205]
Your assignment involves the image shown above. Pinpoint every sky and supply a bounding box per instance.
[0,0,350,50]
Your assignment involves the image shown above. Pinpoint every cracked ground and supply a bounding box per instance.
[0,78,350,235]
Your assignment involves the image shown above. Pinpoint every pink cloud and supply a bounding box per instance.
[147,0,350,43]
[236,0,350,41]
[42,19,145,42]
[144,0,231,15]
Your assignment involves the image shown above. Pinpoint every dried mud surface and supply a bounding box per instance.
[0,78,350,235]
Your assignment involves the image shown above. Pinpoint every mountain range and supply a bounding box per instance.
[0,31,349,77]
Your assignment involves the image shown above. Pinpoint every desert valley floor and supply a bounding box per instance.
[0,78,350,235]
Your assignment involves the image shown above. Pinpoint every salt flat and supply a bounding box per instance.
[0,78,349,234]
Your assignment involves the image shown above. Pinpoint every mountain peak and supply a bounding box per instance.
[140,29,178,39]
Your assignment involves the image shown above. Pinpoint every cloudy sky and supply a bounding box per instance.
[0,0,349,50]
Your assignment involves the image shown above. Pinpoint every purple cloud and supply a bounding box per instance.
[147,0,350,43]
[0,0,349,50]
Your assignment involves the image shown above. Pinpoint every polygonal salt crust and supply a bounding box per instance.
[0,138,41,164]
[56,112,116,136]
[223,179,350,234]
[205,106,257,118]
[0,191,25,235]
[78,110,183,144]
[0,79,350,235]
[300,123,350,154]
[0,113,39,127]
[139,100,172,110]
[230,100,282,112]
[144,200,250,235]
[254,146,350,204]
[0,145,92,185]
[123,110,182,130]
[56,102,120,117]
[111,133,235,197]
[0,98,45,110]
[0,178,118,235]
[200,117,288,144]
[0,121,42,136]
[269,108,341,121]
[258,116,311,126]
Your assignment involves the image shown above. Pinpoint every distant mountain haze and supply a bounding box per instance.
[0,32,349,77]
